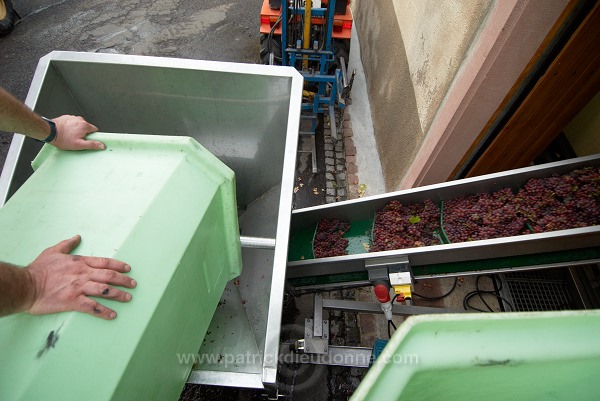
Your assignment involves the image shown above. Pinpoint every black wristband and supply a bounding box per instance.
[41,117,57,143]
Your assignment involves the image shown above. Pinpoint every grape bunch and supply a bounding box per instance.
[443,188,526,242]
[515,167,600,233]
[311,166,599,258]
[371,199,441,252]
[313,219,351,258]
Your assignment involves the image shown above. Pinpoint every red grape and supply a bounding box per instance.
[443,188,526,242]
[515,167,600,233]
[313,219,350,257]
[371,199,441,251]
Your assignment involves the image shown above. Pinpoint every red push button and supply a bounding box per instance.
[374,284,390,303]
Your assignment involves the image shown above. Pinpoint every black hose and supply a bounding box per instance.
[463,275,514,312]
[412,277,458,301]
[387,319,397,339]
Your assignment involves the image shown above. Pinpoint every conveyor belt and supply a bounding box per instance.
[287,155,600,288]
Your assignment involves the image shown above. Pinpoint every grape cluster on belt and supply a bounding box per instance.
[313,219,350,258]
[515,167,600,233]
[371,199,441,252]
[443,188,526,242]
[310,166,599,258]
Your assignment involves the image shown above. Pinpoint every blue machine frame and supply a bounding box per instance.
[280,0,347,137]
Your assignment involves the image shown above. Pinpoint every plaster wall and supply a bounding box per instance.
[351,0,493,190]
[564,91,600,157]
[393,0,494,133]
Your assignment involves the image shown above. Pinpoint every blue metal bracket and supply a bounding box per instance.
[280,0,349,171]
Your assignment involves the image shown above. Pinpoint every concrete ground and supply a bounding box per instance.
[0,0,263,171]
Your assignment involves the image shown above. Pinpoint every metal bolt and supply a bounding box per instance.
[306,332,311,337]
[323,334,328,339]
[324,348,328,353]
[305,347,310,352]
[324,320,328,324]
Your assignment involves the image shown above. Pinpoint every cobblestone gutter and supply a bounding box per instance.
[325,110,362,204]
[324,126,347,203]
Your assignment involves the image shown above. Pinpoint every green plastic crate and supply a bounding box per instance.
[352,311,600,401]
[0,133,241,401]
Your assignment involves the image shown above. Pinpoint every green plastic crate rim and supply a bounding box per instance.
[351,310,600,401]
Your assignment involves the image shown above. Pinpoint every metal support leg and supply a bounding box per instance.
[329,105,337,142]
[298,130,318,174]
[310,134,317,173]
[302,293,329,354]
[303,317,329,354]
[313,294,323,337]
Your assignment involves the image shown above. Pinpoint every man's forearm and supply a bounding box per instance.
[0,87,52,141]
[0,262,34,317]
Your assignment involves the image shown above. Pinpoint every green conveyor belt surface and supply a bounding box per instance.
[288,226,316,261]
[345,219,374,254]
[288,219,374,261]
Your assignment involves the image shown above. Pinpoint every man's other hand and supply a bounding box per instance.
[25,235,137,320]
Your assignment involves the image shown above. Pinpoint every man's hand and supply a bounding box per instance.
[50,115,105,151]
[0,87,104,149]
[24,235,137,320]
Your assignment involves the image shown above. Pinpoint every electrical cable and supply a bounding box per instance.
[266,14,283,62]
[387,319,397,339]
[388,294,398,338]
[412,277,458,301]
[463,275,514,312]
[294,0,300,52]
[318,1,325,52]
